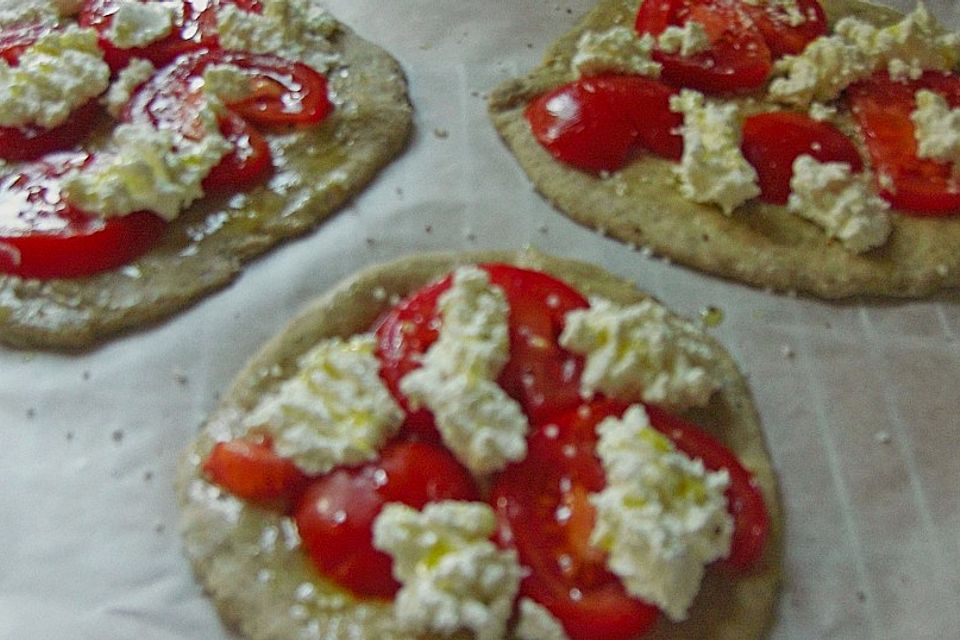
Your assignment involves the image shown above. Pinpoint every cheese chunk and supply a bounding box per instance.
[571,27,661,78]
[217,0,340,73]
[911,89,960,167]
[105,0,175,49]
[560,296,721,410]
[0,25,109,129]
[788,155,891,254]
[400,267,528,475]
[515,598,570,640]
[103,58,156,117]
[657,21,710,57]
[372,501,522,640]
[742,0,807,27]
[590,405,732,621]
[768,34,872,106]
[243,334,404,475]
[669,89,760,214]
[202,63,254,103]
[62,108,231,220]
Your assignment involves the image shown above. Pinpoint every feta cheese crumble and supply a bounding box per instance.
[911,89,960,167]
[571,27,661,78]
[217,0,341,73]
[768,34,872,106]
[742,0,807,27]
[104,0,176,49]
[657,21,710,57]
[62,107,231,220]
[515,598,570,640]
[787,155,892,254]
[202,63,254,103]
[560,296,722,411]
[103,58,156,117]
[589,405,732,621]
[242,334,404,475]
[0,25,110,129]
[669,89,760,214]
[400,267,529,475]
[372,501,522,640]
[0,0,69,27]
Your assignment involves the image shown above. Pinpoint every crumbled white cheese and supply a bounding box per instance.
[372,501,522,640]
[808,101,837,122]
[769,35,872,106]
[400,267,528,475]
[657,21,710,57]
[571,27,661,78]
[787,155,891,254]
[103,58,156,117]
[669,89,760,214]
[202,63,254,103]
[62,107,231,220]
[742,0,807,27]
[0,0,60,27]
[217,0,341,73]
[242,334,404,475]
[0,25,110,129]
[772,3,960,105]
[560,296,721,411]
[589,405,732,622]
[515,598,570,640]
[105,0,176,49]
[835,3,960,81]
[911,89,960,167]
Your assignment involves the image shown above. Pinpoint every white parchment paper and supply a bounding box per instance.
[1,1,958,639]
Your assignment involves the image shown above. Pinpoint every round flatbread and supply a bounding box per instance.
[176,249,782,640]
[0,13,412,351]
[489,0,960,299]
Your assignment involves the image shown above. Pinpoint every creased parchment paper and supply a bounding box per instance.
[0,2,957,639]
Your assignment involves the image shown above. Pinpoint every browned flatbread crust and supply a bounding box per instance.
[176,249,782,640]
[0,19,412,351]
[489,0,960,299]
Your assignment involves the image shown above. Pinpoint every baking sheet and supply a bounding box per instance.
[1,1,958,639]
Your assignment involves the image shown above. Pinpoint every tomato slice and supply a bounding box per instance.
[294,442,479,598]
[0,153,166,279]
[525,74,683,173]
[740,0,827,57]
[374,264,588,442]
[848,71,960,216]
[741,111,863,204]
[636,0,772,94]
[493,399,769,638]
[202,433,310,507]
[492,399,659,640]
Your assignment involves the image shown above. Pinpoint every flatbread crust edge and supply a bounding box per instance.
[176,248,783,640]
[0,21,412,351]
[488,0,960,299]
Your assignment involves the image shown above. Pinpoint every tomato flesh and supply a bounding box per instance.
[740,0,827,57]
[294,442,479,598]
[0,153,166,279]
[374,264,588,442]
[742,111,863,204]
[636,0,772,94]
[525,75,683,173]
[202,434,310,507]
[848,71,960,216]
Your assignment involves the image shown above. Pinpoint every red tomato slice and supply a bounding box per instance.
[294,442,479,598]
[492,399,659,640]
[525,74,683,173]
[741,111,863,204]
[636,0,772,94]
[374,264,588,442]
[740,0,827,57]
[0,25,104,160]
[848,71,960,216]
[202,433,310,507]
[493,399,769,638]
[0,153,166,279]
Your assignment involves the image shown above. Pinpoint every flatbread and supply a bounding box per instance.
[176,249,782,640]
[489,0,960,299]
[0,16,412,351]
